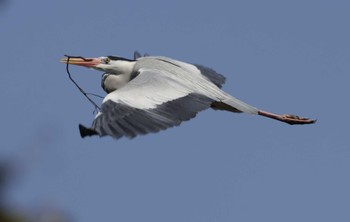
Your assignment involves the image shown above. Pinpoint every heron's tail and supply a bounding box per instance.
[211,95,259,114]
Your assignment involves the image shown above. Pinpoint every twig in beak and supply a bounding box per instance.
[64,55,102,113]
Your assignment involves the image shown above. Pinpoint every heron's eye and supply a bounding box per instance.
[103,58,111,64]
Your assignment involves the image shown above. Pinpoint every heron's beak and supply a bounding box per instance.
[60,57,101,67]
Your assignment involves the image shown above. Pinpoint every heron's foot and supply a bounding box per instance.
[258,110,316,125]
[280,114,317,125]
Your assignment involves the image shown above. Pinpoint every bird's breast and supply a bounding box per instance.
[102,74,131,93]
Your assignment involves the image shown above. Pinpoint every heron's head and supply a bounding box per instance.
[60,56,136,74]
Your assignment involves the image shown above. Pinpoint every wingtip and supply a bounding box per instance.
[134,51,142,59]
[79,124,99,138]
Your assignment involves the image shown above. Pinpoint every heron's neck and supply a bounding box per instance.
[102,61,136,93]
[102,73,132,93]
[110,60,136,75]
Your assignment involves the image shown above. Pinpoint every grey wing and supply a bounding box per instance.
[134,51,142,59]
[88,69,214,139]
[193,64,226,88]
[134,51,150,59]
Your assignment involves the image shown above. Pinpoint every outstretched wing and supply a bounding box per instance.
[83,68,214,139]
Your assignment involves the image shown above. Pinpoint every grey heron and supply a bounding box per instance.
[61,52,315,139]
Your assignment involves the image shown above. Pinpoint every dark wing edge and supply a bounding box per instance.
[79,124,98,138]
[83,93,214,139]
[134,51,150,60]
[193,64,226,88]
[134,51,142,59]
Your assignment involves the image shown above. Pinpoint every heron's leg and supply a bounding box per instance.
[258,110,316,125]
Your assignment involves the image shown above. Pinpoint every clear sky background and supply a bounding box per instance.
[1,0,349,221]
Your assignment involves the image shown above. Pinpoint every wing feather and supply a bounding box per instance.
[90,69,214,138]
[193,64,226,88]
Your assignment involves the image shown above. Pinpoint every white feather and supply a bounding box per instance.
[103,68,192,110]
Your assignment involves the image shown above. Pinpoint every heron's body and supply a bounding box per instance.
[102,56,257,113]
[61,52,315,139]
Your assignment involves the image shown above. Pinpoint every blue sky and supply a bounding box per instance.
[1,0,349,221]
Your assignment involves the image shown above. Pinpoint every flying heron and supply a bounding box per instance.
[61,52,315,139]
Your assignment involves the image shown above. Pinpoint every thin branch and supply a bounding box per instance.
[64,55,101,113]
[85,93,104,99]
